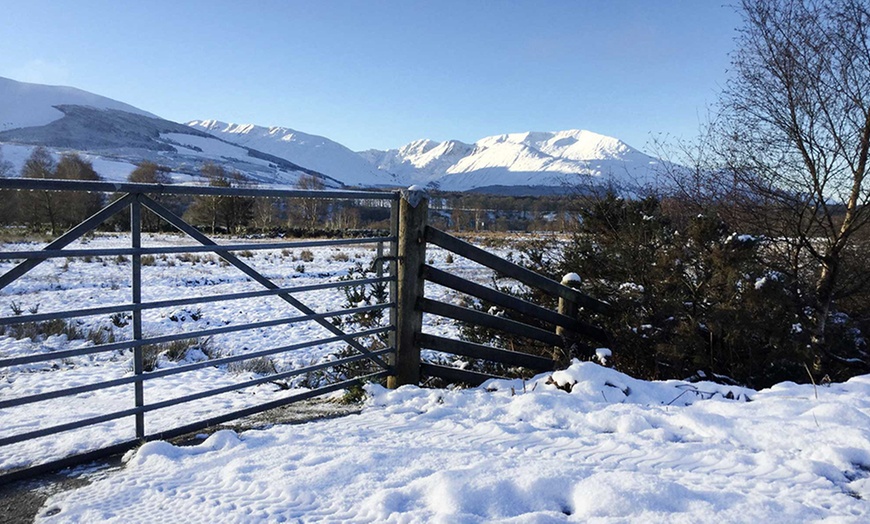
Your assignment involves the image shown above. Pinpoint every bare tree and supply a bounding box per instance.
[55,153,103,229]
[128,161,172,185]
[184,164,253,234]
[0,146,11,178]
[0,146,17,225]
[20,147,60,233]
[127,161,174,231]
[18,150,105,234]
[708,0,870,368]
[251,197,280,232]
[289,173,326,230]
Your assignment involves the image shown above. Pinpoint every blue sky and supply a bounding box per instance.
[0,1,741,152]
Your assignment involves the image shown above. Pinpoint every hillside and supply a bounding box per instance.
[0,77,334,187]
[188,120,394,187]
[0,76,156,132]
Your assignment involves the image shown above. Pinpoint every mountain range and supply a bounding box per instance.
[0,76,664,193]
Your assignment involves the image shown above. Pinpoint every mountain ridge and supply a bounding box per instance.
[360,129,662,191]
[0,76,336,187]
[187,120,393,187]
[0,76,665,193]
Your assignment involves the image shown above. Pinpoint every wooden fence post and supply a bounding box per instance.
[388,187,428,388]
[555,273,582,365]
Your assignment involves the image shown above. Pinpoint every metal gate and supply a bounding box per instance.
[0,178,399,482]
[0,179,610,483]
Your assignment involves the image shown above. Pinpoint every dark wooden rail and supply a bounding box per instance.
[424,226,610,314]
[422,265,608,344]
[391,189,611,386]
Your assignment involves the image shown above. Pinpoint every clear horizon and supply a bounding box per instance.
[0,1,741,152]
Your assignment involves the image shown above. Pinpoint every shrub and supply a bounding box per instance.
[227,356,277,375]
[111,312,131,327]
[455,193,846,388]
[139,337,213,372]
[0,318,82,342]
[178,253,202,264]
[86,326,116,345]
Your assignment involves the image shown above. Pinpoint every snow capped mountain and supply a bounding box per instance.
[0,76,335,187]
[360,139,474,186]
[363,129,663,192]
[188,120,393,187]
[0,76,157,132]
[0,76,666,194]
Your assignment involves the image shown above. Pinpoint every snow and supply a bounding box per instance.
[0,76,156,132]
[2,233,869,522]
[187,120,393,187]
[1,76,668,193]
[0,76,670,193]
[32,362,870,522]
[363,129,665,192]
[0,233,493,471]
[159,132,271,165]
[619,282,645,294]
[561,272,581,285]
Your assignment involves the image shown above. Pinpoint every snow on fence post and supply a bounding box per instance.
[388,186,429,388]
[555,273,582,365]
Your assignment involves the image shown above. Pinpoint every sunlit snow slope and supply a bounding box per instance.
[361,129,663,192]
[0,77,330,186]
[188,120,394,187]
[0,76,157,132]
[0,76,667,193]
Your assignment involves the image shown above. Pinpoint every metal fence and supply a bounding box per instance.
[0,178,400,482]
[0,179,610,483]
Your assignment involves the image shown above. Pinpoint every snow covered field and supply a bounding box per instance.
[33,362,870,522]
[0,232,478,472]
[3,233,870,522]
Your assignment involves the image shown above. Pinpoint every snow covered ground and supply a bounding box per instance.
[0,232,479,471]
[3,233,870,522]
[33,362,870,523]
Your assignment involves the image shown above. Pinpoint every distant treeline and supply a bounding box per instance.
[0,148,395,236]
[0,147,584,236]
[4,145,869,389]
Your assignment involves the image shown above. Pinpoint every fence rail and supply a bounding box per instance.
[0,178,400,483]
[0,237,393,260]
[390,188,611,388]
[424,225,611,314]
[0,177,398,200]
[0,179,610,483]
